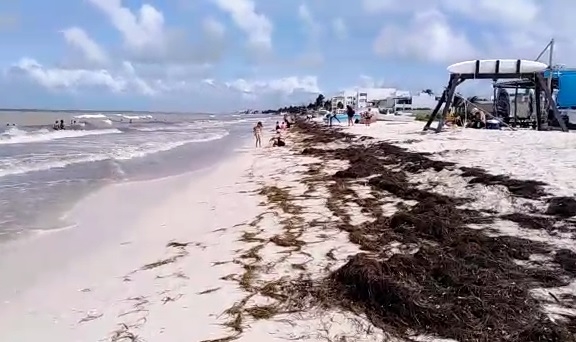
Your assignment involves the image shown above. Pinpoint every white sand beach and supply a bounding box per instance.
[0,145,265,341]
[1,120,576,341]
[0,132,383,342]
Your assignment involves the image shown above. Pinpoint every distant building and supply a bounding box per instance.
[331,95,346,110]
[330,88,437,112]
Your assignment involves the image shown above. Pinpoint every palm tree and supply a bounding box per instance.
[452,93,465,108]
[467,96,479,103]
[315,94,325,109]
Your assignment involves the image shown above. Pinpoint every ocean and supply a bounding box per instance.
[0,111,266,242]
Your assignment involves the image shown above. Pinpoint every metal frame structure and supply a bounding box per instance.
[423,60,568,132]
[492,78,560,127]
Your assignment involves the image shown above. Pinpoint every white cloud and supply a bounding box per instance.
[296,3,323,66]
[7,57,319,104]
[298,4,312,25]
[3,0,320,110]
[362,0,539,21]
[358,75,388,88]
[202,17,226,39]
[212,0,273,51]
[88,0,165,53]
[298,3,320,39]
[366,0,576,65]
[61,27,108,65]
[225,76,320,95]
[445,0,539,26]
[332,18,347,40]
[362,0,427,13]
[86,0,222,64]
[8,58,156,95]
[373,9,477,63]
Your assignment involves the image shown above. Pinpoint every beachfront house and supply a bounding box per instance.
[330,88,437,113]
[331,95,346,111]
[392,91,438,112]
[345,94,356,108]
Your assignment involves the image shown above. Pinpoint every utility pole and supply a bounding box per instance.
[548,38,554,94]
[535,38,556,112]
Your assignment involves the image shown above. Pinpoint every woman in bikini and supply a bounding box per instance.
[253,121,263,147]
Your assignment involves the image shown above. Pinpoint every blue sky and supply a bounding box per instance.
[0,0,574,112]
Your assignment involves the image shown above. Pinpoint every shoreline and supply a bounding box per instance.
[0,128,244,245]
[2,120,576,341]
[0,156,223,302]
[0,140,264,341]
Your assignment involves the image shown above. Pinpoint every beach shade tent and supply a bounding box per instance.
[423,59,568,133]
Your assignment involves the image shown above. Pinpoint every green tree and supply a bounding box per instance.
[315,94,325,108]
[337,101,344,110]
[323,100,332,111]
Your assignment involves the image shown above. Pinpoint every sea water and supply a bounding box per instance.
[0,111,266,241]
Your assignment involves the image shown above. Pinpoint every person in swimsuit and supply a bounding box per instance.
[346,105,355,126]
[253,121,263,147]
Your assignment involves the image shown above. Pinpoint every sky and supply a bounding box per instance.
[0,0,575,112]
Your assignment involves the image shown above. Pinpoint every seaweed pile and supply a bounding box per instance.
[292,121,576,341]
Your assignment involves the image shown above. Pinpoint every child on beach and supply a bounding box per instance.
[364,108,373,126]
[253,122,263,147]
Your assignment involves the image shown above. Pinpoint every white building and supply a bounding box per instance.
[330,88,437,112]
[331,95,346,110]
[331,87,398,112]
[406,91,437,110]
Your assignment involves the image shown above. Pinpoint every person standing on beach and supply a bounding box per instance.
[329,112,340,127]
[253,121,263,147]
[364,108,373,126]
[346,105,355,126]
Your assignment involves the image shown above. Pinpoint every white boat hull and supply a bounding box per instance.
[447,59,548,74]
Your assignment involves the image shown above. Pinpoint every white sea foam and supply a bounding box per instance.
[72,114,108,119]
[0,128,122,145]
[132,124,197,132]
[0,131,229,178]
[114,114,153,120]
[112,132,229,160]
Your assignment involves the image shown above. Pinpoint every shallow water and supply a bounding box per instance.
[0,111,269,241]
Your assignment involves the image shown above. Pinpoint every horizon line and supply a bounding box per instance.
[0,108,227,114]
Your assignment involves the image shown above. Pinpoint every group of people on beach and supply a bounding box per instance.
[328,105,374,127]
[253,114,291,148]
